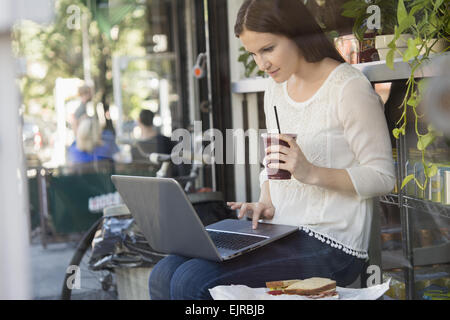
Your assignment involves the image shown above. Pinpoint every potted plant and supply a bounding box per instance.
[341,0,398,42]
[341,0,414,60]
[387,0,449,191]
[386,0,448,67]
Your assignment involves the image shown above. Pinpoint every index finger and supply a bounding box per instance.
[252,209,263,229]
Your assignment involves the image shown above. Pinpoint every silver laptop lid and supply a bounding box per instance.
[111,175,221,261]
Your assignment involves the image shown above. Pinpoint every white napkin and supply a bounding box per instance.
[209,278,391,300]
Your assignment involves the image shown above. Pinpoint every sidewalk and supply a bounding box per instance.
[31,241,77,300]
[30,234,119,300]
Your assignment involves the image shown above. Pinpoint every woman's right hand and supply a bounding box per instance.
[226,201,275,229]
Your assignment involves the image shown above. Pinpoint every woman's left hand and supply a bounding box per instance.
[265,134,316,184]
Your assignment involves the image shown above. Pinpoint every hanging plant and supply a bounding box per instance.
[387,0,449,191]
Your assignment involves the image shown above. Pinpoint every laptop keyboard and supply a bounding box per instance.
[207,230,267,251]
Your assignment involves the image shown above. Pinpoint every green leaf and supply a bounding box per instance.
[393,128,401,139]
[397,0,408,25]
[352,15,367,42]
[434,0,444,11]
[407,96,417,107]
[401,175,415,190]
[341,9,360,18]
[397,15,416,34]
[238,54,248,63]
[403,38,420,61]
[429,165,438,178]
[386,48,395,70]
[394,25,400,40]
[341,0,367,11]
[426,13,439,34]
[410,0,429,16]
[245,63,256,78]
[417,132,436,151]
[388,35,398,49]
[425,164,438,178]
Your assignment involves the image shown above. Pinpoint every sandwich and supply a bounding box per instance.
[265,279,301,295]
[266,277,338,298]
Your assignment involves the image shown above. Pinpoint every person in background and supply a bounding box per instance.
[71,85,93,135]
[131,109,173,161]
[100,107,119,158]
[68,117,118,164]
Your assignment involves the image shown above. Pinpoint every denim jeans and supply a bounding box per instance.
[148,229,366,300]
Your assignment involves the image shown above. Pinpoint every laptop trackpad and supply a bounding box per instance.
[205,218,292,238]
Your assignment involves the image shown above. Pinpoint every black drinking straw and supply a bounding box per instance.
[274,106,281,133]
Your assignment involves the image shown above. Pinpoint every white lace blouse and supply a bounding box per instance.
[260,63,396,259]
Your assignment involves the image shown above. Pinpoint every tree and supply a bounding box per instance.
[14,0,148,123]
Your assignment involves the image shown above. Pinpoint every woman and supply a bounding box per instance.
[68,116,118,164]
[148,0,395,300]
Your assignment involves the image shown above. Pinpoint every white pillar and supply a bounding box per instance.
[0,0,54,300]
[0,31,32,300]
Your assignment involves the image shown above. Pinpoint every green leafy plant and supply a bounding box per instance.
[238,46,265,78]
[341,0,399,41]
[387,0,449,191]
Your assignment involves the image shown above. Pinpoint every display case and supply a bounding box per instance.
[355,54,450,300]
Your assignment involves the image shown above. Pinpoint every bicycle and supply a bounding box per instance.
[61,151,234,300]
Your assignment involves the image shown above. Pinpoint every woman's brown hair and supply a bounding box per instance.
[235,0,345,63]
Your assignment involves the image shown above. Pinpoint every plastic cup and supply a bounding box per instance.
[262,133,297,180]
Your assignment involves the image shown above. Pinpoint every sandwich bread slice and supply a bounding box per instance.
[266,277,338,298]
[266,279,301,291]
[284,277,336,297]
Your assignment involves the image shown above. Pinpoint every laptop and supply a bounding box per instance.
[111,175,298,262]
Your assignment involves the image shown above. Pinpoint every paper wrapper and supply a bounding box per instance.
[209,278,391,300]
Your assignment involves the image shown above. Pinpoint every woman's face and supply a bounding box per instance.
[239,29,301,82]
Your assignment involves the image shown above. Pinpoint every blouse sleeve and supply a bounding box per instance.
[338,77,396,199]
